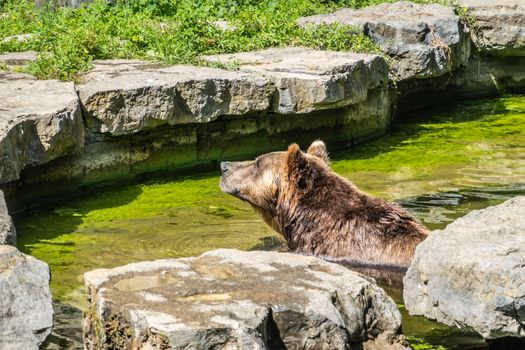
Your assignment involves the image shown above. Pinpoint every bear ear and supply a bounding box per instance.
[287,143,311,190]
[307,140,330,165]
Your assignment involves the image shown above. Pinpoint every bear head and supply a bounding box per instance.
[219,140,330,234]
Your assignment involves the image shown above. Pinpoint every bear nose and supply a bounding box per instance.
[220,161,229,174]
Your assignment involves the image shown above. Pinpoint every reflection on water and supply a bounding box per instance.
[14,95,525,350]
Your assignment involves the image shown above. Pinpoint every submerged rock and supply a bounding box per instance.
[404,196,525,340]
[0,245,53,349]
[460,0,525,56]
[0,73,84,184]
[0,190,15,245]
[83,249,408,349]
[298,1,470,81]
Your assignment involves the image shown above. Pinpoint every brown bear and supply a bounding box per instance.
[220,140,428,268]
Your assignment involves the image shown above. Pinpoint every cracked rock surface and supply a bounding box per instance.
[460,0,525,56]
[83,249,407,349]
[298,1,470,81]
[404,196,525,340]
[76,48,388,135]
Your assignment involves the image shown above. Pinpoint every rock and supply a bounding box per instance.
[34,0,113,8]
[76,60,274,135]
[0,73,84,184]
[404,196,525,340]
[0,190,15,245]
[1,33,35,44]
[204,47,388,114]
[298,1,470,81]
[83,249,407,350]
[460,0,525,56]
[0,51,37,70]
[0,245,53,349]
[77,48,388,135]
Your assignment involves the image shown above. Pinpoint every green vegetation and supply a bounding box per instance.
[0,0,460,81]
[0,0,383,80]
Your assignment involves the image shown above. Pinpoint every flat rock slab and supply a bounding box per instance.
[404,196,525,339]
[0,245,53,349]
[298,1,470,81]
[0,73,84,184]
[77,48,388,135]
[204,47,388,114]
[0,51,37,68]
[77,60,274,135]
[83,249,408,350]
[460,0,525,56]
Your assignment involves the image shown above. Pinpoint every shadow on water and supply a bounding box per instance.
[16,184,143,254]
[332,98,509,163]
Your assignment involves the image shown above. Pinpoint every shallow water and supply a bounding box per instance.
[15,95,525,349]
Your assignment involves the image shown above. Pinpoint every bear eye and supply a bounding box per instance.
[255,159,261,168]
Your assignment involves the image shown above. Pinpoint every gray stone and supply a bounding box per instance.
[460,0,525,56]
[298,1,470,81]
[34,0,113,8]
[77,48,388,135]
[0,51,37,70]
[76,60,274,135]
[0,73,84,184]
[83,249,407,350]
[204,47,388,114]
[1,34,35,44]
[0,190,15,245]
[404,196,525,339]
[0,245,53,349]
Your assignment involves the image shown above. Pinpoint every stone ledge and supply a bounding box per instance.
[203,47,388,113]
[83,249,408,350]
[76,48,389,136]
[0,73,84,184]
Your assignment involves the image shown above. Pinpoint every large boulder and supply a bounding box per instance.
[298,1,470,81]
[83,249,408,349]
[0,73,84,184]
[77,48,388,136]
[0,190,15,245]
[460,0,525,56]
[404,196,525,340]
[0,245,53,349]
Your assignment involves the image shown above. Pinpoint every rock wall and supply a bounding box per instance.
[1,49,394,211]
[1,0,525,210]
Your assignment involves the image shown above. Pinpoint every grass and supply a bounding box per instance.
[0,0,448,81]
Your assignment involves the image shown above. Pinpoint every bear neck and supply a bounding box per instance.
[275,171,428,267]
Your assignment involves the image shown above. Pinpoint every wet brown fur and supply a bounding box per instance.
[220,141,429,267]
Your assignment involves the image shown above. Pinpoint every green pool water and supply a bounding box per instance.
[14,95,525,349]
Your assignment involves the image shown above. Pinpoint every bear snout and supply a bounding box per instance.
[220,161,229,174]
